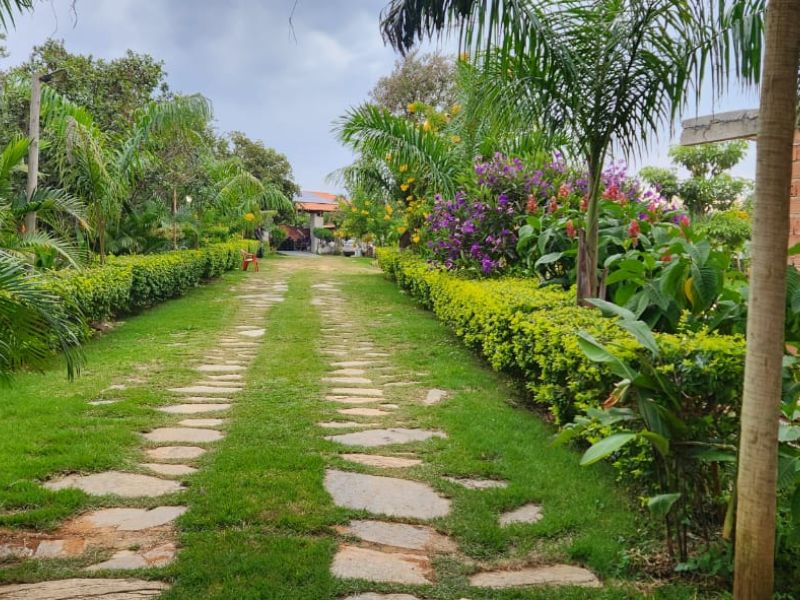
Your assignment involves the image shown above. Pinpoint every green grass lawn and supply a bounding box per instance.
[0,257,710,598]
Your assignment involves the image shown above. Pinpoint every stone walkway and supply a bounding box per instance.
[0,268,288,599]
[0,258,601,598]
[311,278,601,597]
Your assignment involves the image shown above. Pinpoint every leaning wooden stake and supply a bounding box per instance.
[733,0,800,597]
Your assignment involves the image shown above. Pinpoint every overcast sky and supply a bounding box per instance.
[2,0,760,194]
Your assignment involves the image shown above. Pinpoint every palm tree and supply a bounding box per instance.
[0,136,84,384]
[334,59,550,209]
[0,250,83,384]
[0,136,88,268]
[733,1,799,597]
[380,0,764,303]
[42,88,212,261]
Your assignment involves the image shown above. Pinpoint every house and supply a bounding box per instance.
[293,190,342,253]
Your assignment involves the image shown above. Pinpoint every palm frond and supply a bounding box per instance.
[262,183,294,213]
[0,250,83,384]
[0,0,31,30]
[335,103,460,196]
[14,230,84,268]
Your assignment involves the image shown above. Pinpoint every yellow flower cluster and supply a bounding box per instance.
[244,212,255,222]
[398,164,408,173]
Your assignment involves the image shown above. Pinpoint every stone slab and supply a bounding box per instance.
[326,428,447,448]
[332,361,378,368]
[341,520,457,552]
[143,427,223,444]
[444,477,508,490]
[331,544,431,584]
[0,545,33,560]
[206,374,243,381]
[340,454,422,468]
[324,469,450,519]
[238,329,265,338]
[0,579,169,599]
[331,388,383,397]
[329,368,367,376]
[76,506,187,531]
[327,396,382,405]
[194,381,244,388]
[44,471,183,498]
[181,396,234,403]
[423,389,447,405]
[338,407,391,417]
[178,418,224,428]
[86,543,176,571]
[141,463,197,476]
[469,564,601,588]
[341,595,419,600]
[318,421,373,429]
[145,446,206,460]
[196,364,245,373]
[88,400,118,406]
[499,503,543,526]
[169,386,240,395]
[158,403,230,414]
[322,377,374,385]
[34,538,87,558]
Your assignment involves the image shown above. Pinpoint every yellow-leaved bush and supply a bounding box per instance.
[377,248,745,427]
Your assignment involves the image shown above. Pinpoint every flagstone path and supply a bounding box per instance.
[310,273,601,596]
[0,257,602,598]
[0,266,288,598]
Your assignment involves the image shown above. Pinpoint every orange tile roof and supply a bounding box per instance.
[297,202,338,212]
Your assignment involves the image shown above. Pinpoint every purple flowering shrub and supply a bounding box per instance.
[425,154,690,282]
[426,190,518,275]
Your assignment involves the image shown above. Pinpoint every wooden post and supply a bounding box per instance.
[24,73,42,234]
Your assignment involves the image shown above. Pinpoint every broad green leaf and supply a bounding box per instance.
[534,252,564,267]
[618,319,659,356]
[779,422,800,443]
[576,332,635,380]
[580,433,637,466]
[640,430,670,456]
[792,486,800,524]
[692,448,736,463]
[586,298,636,320]
[647,493,681,518]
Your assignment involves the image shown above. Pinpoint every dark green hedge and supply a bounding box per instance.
[42,242,249,333]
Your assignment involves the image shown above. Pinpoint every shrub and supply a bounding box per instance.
[313,227,334,241]
[41,242,247,334]
[377,247,743,441]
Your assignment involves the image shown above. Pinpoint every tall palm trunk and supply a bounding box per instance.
[733,1,800,597]
[578,155,604,304]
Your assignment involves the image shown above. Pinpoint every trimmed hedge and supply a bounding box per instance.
[376,248,745,426]
[43,242,249,333]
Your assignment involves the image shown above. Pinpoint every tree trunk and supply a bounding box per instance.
[172,188,178,250]
[577,156,603,304]
[98,219,106,264]
[733,1,800,597]
[24,73,42,235]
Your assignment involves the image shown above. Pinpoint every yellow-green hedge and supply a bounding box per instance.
[377,248,745,425]
[43,242,251,331]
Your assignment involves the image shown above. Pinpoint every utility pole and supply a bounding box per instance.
[24,72,42,234]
